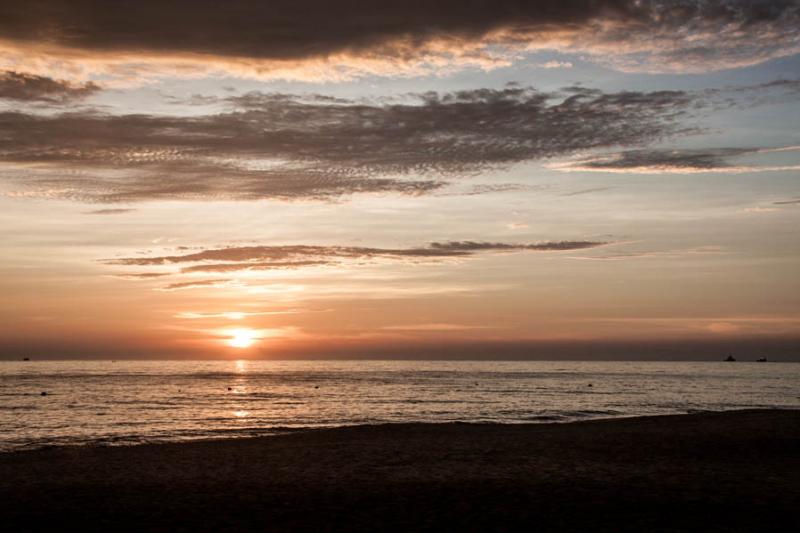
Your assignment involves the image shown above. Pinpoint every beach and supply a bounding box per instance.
[1,409,798,531]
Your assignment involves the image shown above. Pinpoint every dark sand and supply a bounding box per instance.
[1,410,798,532]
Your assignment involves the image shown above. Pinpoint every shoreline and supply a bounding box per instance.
[2,409,798,531]
[5,407,798,454]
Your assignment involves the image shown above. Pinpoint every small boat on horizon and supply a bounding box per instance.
[724,354,736,362]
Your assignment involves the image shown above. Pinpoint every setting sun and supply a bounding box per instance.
[227,329,257,349]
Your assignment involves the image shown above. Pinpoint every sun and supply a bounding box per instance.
[227,328,257,349]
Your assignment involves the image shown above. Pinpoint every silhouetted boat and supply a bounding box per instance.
[724,354,736,362]
[22,357,30,361]
[756,357,767,362]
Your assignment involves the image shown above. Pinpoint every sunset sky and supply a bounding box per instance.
[1,1,799,359]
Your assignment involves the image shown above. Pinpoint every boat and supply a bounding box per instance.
[724,354,736,362]
[756,357,767,362]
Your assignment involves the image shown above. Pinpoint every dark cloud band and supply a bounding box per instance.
[0,86,693,202]
[0,1,797,76]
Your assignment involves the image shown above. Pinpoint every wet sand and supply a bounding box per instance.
[1,409,798,531]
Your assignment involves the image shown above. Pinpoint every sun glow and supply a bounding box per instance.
[227,328,257,348]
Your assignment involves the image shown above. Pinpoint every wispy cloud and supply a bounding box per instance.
[740,206,780,214]
[159,279,239,291]
[174,310,302,320]
[567,245,726,262]
[180,261,331,274]
[111,272,172,279]
[109,241,609,273]
[537,61,573,69]
[582,316,800,336]
[552,146,800,174]
[0,71,100,103]
[105,240,610,291]
[83,208,136,215]
[382,323,498,331]
[559,187,613,197]
[505,222,530,230]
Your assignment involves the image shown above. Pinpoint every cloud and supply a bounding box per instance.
[3,82,796,202]
[106,240,609,280]
[179,261,332,274]
[111,240,608,266]
[740,206,779,214]
[0,86,695,202]
[567,245,726,261]
[0,70,100,102]
[538,61,573,69]
[439,183,533,197]
[0,1,797,82]
[706,322,743,334]
[773,198,800,205]
[0,79,791,204]
[382,323,496,331]
[560,187,613,196]
[706,79,800,109]
[582,316,800,336]
[111,272,172,279]
[552,146,800,174]
[506,222,530,230]
[175,310,302,320]
[160,279,237,291]
[83,208,136,215]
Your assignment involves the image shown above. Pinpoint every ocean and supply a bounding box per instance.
[1,360,798,451]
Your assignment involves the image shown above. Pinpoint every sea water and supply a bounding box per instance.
[1,360,798,451]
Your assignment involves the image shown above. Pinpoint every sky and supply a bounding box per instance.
[0,0,799,360]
